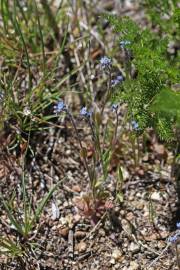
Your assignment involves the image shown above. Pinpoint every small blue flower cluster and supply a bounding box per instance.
[100,56,111,70]
[80,107,92,118]
[169,233,179,243]
[111,104,118,112]
[131,120,139,131]
[54,101,92,119]
[54,100,67,114]
[111,75,123,87]
[168,222,180,243]
[120,40,131,49]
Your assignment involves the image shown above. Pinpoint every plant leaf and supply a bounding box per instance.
[34,181,62,221]
[0,194,24,236]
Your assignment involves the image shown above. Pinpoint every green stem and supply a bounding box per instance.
[113,110,119,143]
[92,120,107,181]
[40,0,60,41]
[131,134,138,167]
[13,0,32,91]
[101,70,112,115]
[68,112,93,184]
[33,0,46,74]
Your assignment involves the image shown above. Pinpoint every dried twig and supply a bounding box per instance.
[146,243,171,269]
[83,212,107,241]
[68,229,74,259]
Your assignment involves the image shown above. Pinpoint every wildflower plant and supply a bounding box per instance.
[111,75,123,87]
[0,174,60,261]
[55,98,123,223]
[100,56,112,71]
[119,40,131,48]
[168,223,180,244]
[70,59,125,220]
[80,107,92,118]
[103,9,180,187]
[0,126,61,261]
[104,13,179,141]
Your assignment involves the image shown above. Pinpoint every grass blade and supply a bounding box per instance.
[35,180,63,221]
[0,194,24,236]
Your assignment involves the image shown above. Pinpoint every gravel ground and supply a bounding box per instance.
[0,1,179,269]
[0,119,179,270]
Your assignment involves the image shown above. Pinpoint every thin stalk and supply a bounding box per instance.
[21,120,32,238]
[113,110,119,142]
[87,118,107,193]
[16,0,28,25]
[1,0,8,34]
[124,48,131,80]
[68,112,93,184]
[33,0,46,74]
[96,134,106,181]
[13,0,32,91]
[131,135,138,167]
[90,118,107,181]
[40,0,60,41]
[101,70,112,115]
[86,118,98,192]
[136,135,140,165]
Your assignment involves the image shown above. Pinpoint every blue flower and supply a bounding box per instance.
[80,107,92,118]
[111,75,123,87]
[54,100,67,114]
[100,56,111,70]
[120,40,131,48]
[111,104,118,112]
[168,234,178,243]
[131,120,139,130]
[167,224,180,244]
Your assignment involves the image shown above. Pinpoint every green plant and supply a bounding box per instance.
[142,0,180,39]
[0,177,60,260]
[0,0,80,150]
[105,13,179,141]
[0,121,62,262]
[54,97,124,223]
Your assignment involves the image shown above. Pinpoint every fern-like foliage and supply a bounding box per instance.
[142,0,180,37]
[105,11,179,141]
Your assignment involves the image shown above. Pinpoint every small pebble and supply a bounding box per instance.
[110,258,116,265]
[128,242,140,254]
[59,227,69,238]
[151,191,162,202]
[72,185,81,192]
[76,241,87,253]
[112,249,123,261]
[75,231,86,239]
[130,261,139,270]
